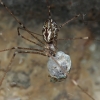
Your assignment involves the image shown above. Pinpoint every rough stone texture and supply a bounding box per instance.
[0,0,100,100]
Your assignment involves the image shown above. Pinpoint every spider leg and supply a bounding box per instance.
[0,46,44,72]
[0,47,15,52]
[57,37,89,41]
[0,0,44,44]
[59,14,80,30]
[0,52,16,86]
[57,36,100,41]
[0,47,44,53]
[18,51,46,56]
[17,27,45,45]
[46,0,52,19]
[0,50,45,86]
[72,79,95,100]
[17,27,43,47]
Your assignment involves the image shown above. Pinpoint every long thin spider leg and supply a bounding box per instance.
[57,37,89,41]
[72,79,95,100]
[17,47,44,52]
[0,47,15,52]
[18,51,46,56]
[46,0,51,19]
[46,0,84,31]
[17,27,43,47]
[0,1,42,37]
[0,1,44,44]
[48,53,95,100]
[0,47,44,71]
[57,36,100,41]
[17,27,45,45]
[0,47,43,72]
[0,50,46,86]
[0,52,16,86]
[46,0,49,6]
[59,14,80,30]
[0,46,44,53]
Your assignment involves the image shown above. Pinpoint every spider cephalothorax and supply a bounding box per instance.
[42,18,59,43]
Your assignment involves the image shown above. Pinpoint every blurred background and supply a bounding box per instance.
[0,0,100,100]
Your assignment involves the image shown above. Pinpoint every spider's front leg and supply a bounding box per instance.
[57,36,100,42]
[17,27,44,47]
[59,14,80,29]
[57,36,89,41]
[0,0,43,38]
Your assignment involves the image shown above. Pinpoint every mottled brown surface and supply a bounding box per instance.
[0,1,100,100]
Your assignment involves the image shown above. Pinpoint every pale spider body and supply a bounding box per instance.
[42,18,59,57]
[42,18,71,81]
[43,21,57,57]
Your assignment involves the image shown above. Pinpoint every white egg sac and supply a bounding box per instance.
[47,51,71,79]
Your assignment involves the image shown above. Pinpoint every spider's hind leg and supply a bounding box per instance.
[0,47,45,86]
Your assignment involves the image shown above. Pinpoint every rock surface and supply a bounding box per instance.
[0,0,100,100]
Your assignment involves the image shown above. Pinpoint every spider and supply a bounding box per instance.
[0,0,98,100]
